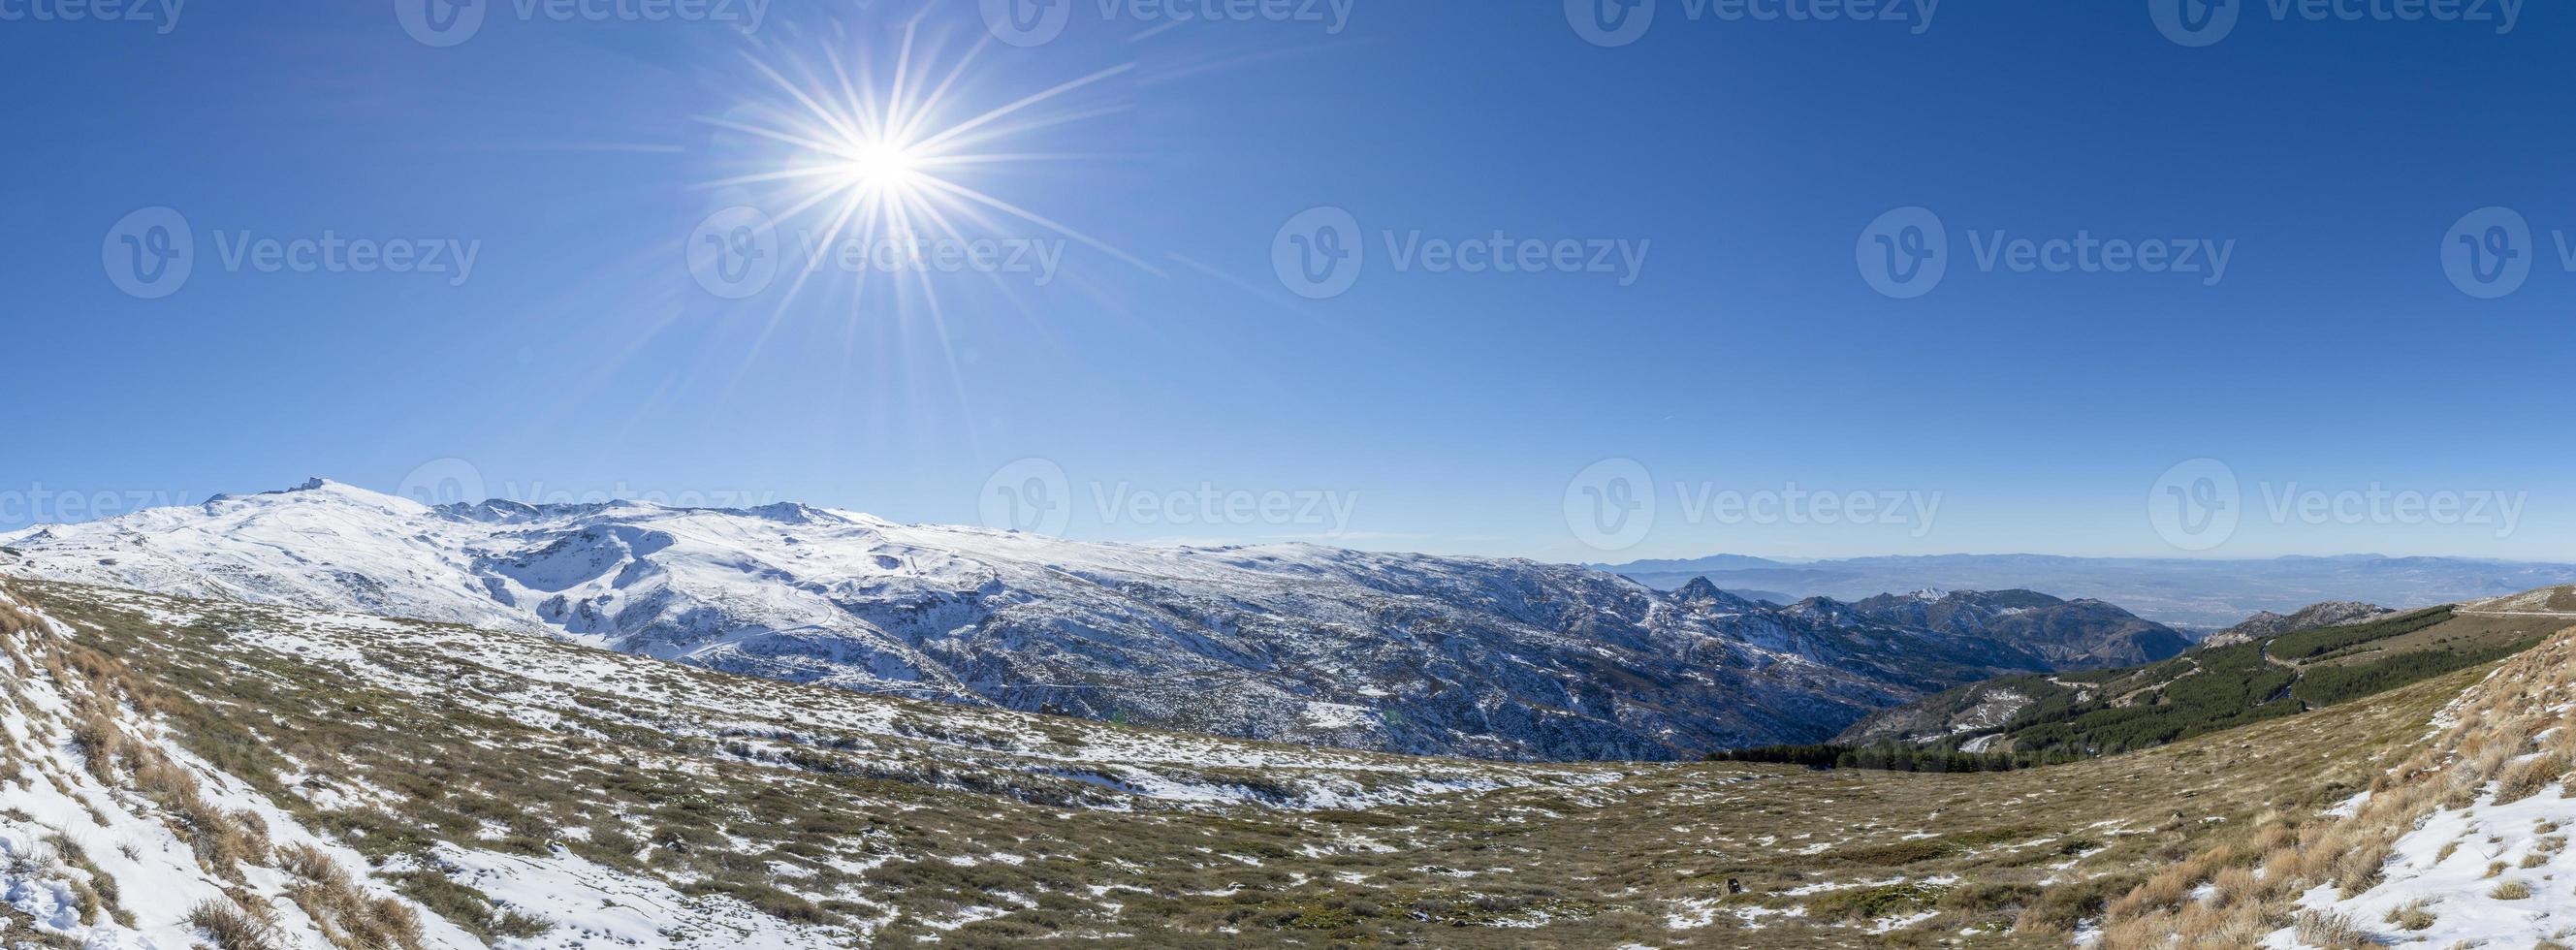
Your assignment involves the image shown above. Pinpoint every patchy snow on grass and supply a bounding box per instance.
[2272,782,2576,947]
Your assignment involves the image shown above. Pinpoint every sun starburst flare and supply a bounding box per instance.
[698,17,1158,318]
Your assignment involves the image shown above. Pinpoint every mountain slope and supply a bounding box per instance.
[2199,600,2395,649]
[1835,595,2574,755]
[1605,553,2576,628]
[2,481,2076,761]
[2103,602,2576,947]
[0,577,2513,946]
[1842,588,2192,669]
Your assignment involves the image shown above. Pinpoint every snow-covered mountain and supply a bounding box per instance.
[6,479,2085,761]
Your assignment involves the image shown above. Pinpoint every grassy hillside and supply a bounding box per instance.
[0,579,2543,947]
[2097,615,2576,947]
[1840,605,2562,761]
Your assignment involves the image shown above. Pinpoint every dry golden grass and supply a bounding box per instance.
[2291,909,2369,948]
[2381,897,2436,931]
[2496,751,2570,805]
[2116,623,2576,948]
[2105,843,2235,923]
[275,843,426,950]
[185,896,282,950]
[11,602,277,886]
[3,578,2528,949]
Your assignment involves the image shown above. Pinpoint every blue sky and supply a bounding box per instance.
[2,0,2570,562]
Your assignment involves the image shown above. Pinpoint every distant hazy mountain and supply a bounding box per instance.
[1594,554,1791,574]
[1599,554,2576,629]
[0,480,2122,762]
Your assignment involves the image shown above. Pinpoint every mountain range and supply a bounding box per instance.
[1600,553,2576,628]
[0,479,2179,762]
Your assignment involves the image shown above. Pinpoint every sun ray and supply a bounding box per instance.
[689,12,1161,407]
[911,175,1164,276]
[898,34,992,145]
[906,63,1136,155]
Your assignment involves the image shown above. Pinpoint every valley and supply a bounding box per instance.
[0,481,2183,762]
[1837,598,2570,762]
[0,577,2527,947]
[4,487,2573,947]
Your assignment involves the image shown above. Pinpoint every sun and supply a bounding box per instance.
[696,19,1156,291]
[833,139,925,194]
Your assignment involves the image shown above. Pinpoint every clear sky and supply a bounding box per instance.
[2,0,2570,563]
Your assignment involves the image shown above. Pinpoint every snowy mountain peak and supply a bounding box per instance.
[0,477,2154,761]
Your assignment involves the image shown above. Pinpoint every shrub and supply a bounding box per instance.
[2495,752,2569,805]
[2381,898,2435,931]
[2290,910,2369,949]
[186,898,282,950]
